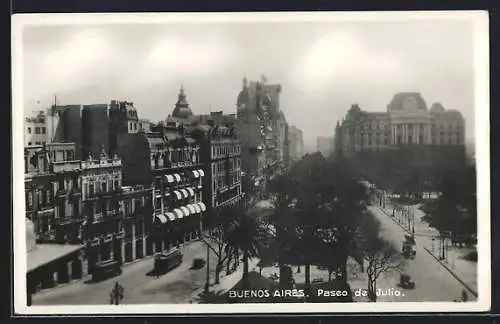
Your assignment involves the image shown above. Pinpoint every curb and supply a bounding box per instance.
[376,206,478,298]
[422,246,478,297]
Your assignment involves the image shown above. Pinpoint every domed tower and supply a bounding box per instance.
[172,84,194,119]
[236,76,250,109]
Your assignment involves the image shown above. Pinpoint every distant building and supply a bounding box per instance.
[316,136,334,158]
[288,125,304,162]
[234,76,287,198]
[334,92,467,189]
[335,93,466,157]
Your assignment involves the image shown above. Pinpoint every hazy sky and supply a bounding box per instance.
[21,17,477,147]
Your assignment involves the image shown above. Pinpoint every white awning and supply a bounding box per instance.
[198,169,205,177]
[165,175,175,183]
[187,204,196,214]
[180,206,190,217]
[155,214,167,224]
[173,208,184,219]
[165,212,176,221]
[187,188,195,197]
[194,204,202,214]
[173,191,182,200]
[174,174,181,182]
[197,202,207,212]
[180,189,189,198]
[192,170,200,178]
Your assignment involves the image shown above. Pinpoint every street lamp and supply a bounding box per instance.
[204,242,210,293]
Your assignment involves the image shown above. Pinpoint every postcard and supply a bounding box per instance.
[11,11,490,314]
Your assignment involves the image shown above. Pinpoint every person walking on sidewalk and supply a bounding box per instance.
[462,289,468,302]
[110,282,124,305]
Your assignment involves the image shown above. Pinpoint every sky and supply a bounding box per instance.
[21,16,478,148]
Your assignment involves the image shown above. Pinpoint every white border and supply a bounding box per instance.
[12,11,490,315]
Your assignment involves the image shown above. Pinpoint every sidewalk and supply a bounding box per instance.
[377,203,477,296]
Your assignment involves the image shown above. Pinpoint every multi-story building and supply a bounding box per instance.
[316,136,334,158]
[335,93,466,156]
[235,78,268,198]
[117,124,206,254]
[191,123,244,220]
[334,92,467,189]
[24,111,49,146]
[25,142,153,303]
[288,125,304,162]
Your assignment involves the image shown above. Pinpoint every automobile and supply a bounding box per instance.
[154,248,183,274]
[92,259,122,282]
[399,274,415,289]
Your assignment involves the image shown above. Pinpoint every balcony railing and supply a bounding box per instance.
[87,189,124,199]
[55,216,82,226]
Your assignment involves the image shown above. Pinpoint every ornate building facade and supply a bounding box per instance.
[117,124,206,255]
[191,123,244,221]
[335,92,466,157]
[24,142,152,302]
[235,77,288,198]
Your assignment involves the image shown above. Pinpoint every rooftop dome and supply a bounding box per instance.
[26,218,37,252]
[237,76,250,108]
[172,85,194,119]
[430,102,446,113]
[387,92,428,112]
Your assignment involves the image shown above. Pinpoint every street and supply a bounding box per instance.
[369,206,476,302]
[32,240,221,305]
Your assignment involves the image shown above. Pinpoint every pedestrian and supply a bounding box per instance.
[462,289,468,302]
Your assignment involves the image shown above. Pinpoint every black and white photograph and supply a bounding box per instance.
[12,11,490,314]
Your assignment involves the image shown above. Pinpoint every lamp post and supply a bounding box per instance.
[204,240,210,293]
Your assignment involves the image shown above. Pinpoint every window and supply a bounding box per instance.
[408,135,413,145]
[41,127,46,134]
[27,127,32,134]
[35,142,41,145]
[28,142,32,146]
[35,127,40,134]
[89,184,95,196]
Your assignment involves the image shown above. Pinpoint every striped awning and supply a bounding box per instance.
[192,170,200,178]
[193,204,202,214]
[165,175,175,183]
[187,188,195,197]
[165,212,176,221]
[173,191,182,200]
[187,204,196,214]
[180,189,189,198]
[197,202,207,212]
[173,208,184,219]
[174,174,181,182]
[155,214,167,224]
[180,206,190,217]
[198,169,205,177]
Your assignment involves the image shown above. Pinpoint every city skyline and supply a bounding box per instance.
[21,14,476,147]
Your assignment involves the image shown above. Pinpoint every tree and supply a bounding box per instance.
[199,207,234,284]
[427,163,477,243]
[225,206,268,290]
[359,213,406,302]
